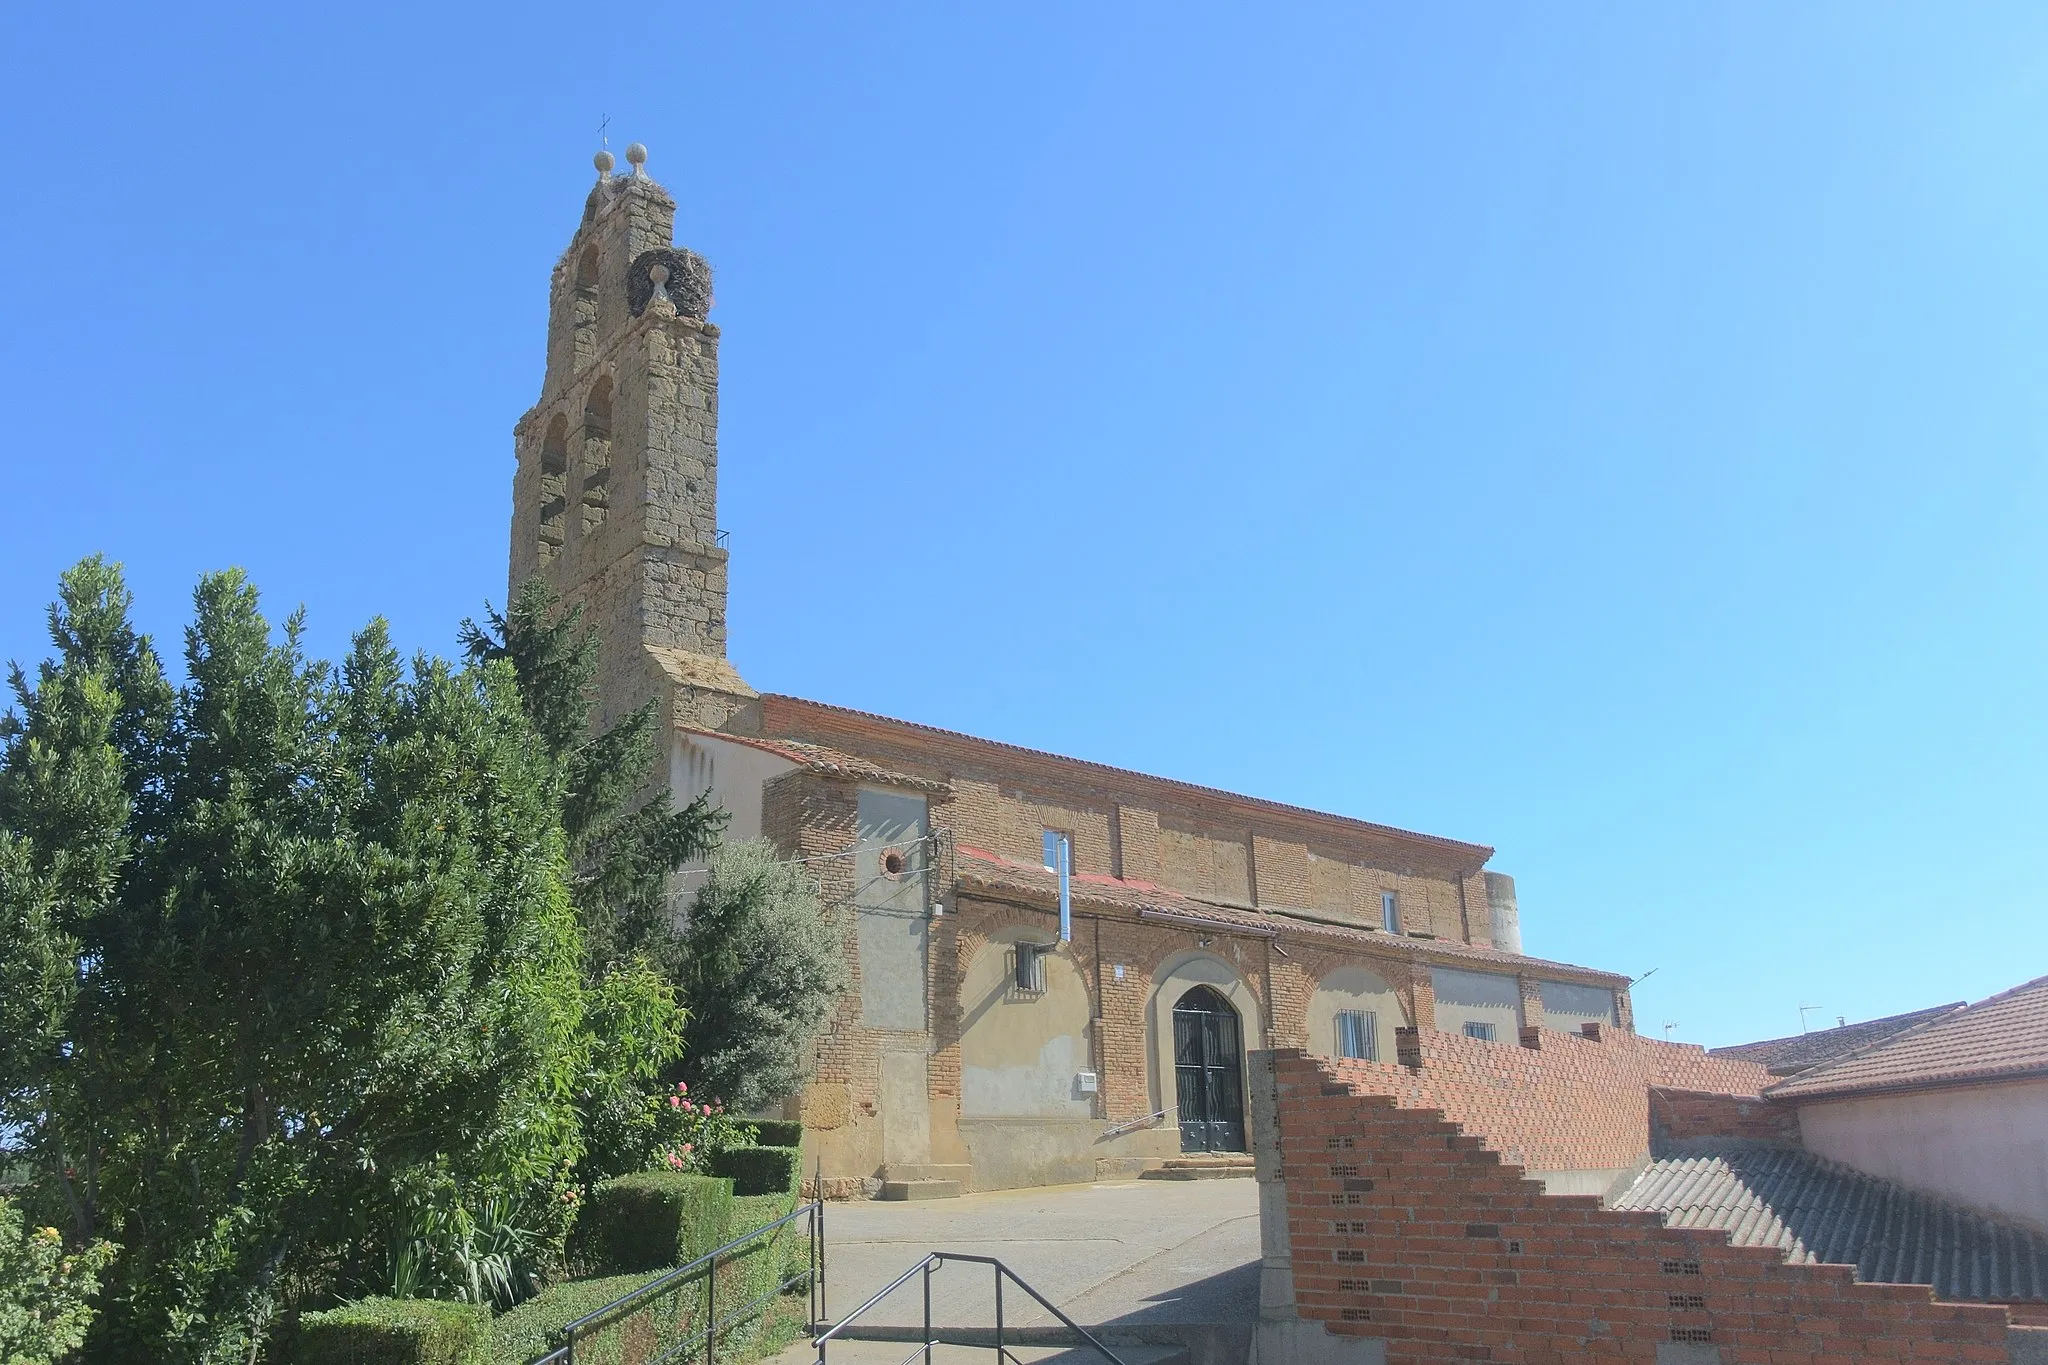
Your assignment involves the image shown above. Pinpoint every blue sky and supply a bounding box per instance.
[4,5,2044,1046]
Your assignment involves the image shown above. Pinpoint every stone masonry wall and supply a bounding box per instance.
[1265,1049,2020,1363]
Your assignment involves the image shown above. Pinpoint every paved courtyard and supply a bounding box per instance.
[768,1178,1259,1363]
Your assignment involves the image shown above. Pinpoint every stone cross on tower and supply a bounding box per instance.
[509,143,756,737]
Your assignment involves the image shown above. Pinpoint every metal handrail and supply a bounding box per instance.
[813,1250,1129,1364]
[1101,1105,1174,1139]
[531,1196,823,1365]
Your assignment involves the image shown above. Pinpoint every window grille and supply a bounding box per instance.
[1463,1021,1496,1042]
[1336,1010,1378,1061]
[1014,943,1047,994]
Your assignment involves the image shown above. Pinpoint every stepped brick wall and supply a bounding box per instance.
[1268,1049,2021,1362]
[1322,1025,1773,1174]
[1650,1086,1803,1147]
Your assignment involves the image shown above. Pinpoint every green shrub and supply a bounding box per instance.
[0,1197,116,1365]
[748,1120,802,1149]
[296,1297,491,1365]
[489,1269,671,1365]
[708,1146,800,1197]
[568,1173,732,1277]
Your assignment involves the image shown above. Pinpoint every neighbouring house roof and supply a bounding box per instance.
[1614,1140,2048,1303]
[1709,1003,1966,1077]
[1764,974,2048,1102]
[758,693,1495,872]
[950,844,1628,987]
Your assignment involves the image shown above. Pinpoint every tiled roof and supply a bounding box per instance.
[1765,974,2048,1101]
[1710,1003,1966,1076]
[1614,1140,2048,1303]
[951,844,1627,986]
[678,728,952,794]
[760,693,1495,866]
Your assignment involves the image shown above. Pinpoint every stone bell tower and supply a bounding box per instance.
[510,142,755,734]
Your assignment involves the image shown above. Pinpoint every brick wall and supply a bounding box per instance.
[1268,1049,2018,1362]
[1320,1026,1772,1174]
[1650,1086,1802,1147]
[757,695,1492,937]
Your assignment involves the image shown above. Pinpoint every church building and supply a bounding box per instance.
[509,145,1637,1198]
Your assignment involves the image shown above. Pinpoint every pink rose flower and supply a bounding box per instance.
[676,1081,688,1094]
[669,1095,681,1108]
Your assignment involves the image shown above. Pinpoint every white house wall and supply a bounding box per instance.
[1795,1078,2048,1235]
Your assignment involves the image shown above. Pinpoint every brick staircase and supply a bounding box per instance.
[1264,1048,2043,1363]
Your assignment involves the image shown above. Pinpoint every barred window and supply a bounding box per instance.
[1014,943,1048,994]
[1336,1010,1378,1061]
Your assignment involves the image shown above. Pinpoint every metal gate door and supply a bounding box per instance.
[1172,985,1246,1153]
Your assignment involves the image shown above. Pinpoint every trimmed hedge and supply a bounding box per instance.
[749,1120,802,1149]
[708,1145,801,1197]
[504,1189,806,1364]
[489,1269,670,1365]
[569,1172,732,1277]
[297,1297,491,1365]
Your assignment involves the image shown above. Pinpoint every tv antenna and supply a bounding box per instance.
[1662,1021,1680,1040]
[1798,1003,1823,1034]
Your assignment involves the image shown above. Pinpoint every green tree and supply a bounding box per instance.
[463,580,724,1176]
[461,579,725,982]
[0,559,632,1362]
[679,840,848,1113]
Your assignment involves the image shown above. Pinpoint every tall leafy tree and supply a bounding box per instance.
[0,560,637,1362]
[461,579,725,980]
[679,840,848,1113]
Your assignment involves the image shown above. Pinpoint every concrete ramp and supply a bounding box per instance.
[770,1180,1259,1365]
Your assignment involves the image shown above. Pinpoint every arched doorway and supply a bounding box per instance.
[1173,985,1246,1153]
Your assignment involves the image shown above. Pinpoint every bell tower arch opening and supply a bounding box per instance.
[579,376,612,538]
[572,246,600,371]
[537,413,569,567]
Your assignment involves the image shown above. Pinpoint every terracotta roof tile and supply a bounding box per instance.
[1710,1003,1966,1076]
[1765,974,2048,1101]
[679,728,952,794]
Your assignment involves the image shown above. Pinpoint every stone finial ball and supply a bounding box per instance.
[625,142,648,167]
[593,149,616,174]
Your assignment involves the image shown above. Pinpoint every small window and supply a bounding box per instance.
[1463,1021,1496,1042]
[1381,890,1400,934]
[1041,828,1072,874]
[1015,943,1048,994]
[1336,1010,1378,1061]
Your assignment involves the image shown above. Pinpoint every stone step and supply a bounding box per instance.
[879,1178,962,1201]
[1139,1156,1255,1181]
